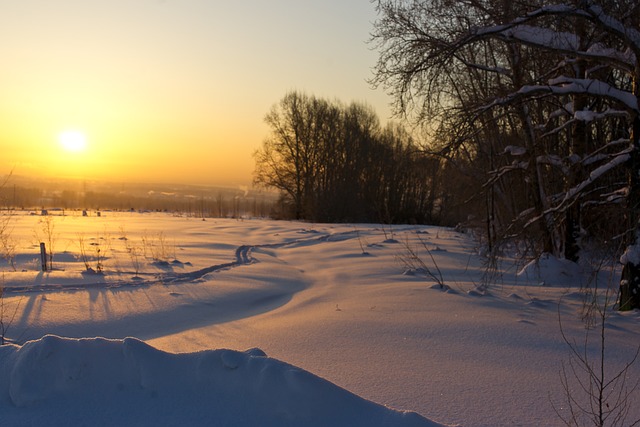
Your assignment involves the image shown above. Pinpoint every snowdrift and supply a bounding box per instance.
[2,214,638,425]
[517,252,584,286]
[0,335,444,427]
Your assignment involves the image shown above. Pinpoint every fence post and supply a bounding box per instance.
[40,242,47,272]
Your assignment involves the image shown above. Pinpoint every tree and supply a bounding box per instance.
[253,92,330,219]
[254,91,442,224]
[371,0,640,309]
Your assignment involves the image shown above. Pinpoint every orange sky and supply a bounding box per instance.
[0,1,393,187]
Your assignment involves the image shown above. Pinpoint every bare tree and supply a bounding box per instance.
[0,172,21,345]
[555,281,640,426]
[254,91,331,220]
[0,278,22,345]
[371,0,640,309]
[254,91,441,224]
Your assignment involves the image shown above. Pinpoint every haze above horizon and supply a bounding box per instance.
[0,0,392,187]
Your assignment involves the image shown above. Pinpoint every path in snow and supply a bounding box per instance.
[5,228,386,344]
[3,229,358,293]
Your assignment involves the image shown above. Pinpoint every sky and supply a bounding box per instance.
[0,0,393,187]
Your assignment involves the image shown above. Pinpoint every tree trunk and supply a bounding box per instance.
[514,76,554,253]
[564,111,586,262]
[620,260,640,311]
[620,69,640,311]
[564,208,581,262]
[565,59,587,263]
[620,140,640,310]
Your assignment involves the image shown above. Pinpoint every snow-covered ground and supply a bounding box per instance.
[0,212,639,426]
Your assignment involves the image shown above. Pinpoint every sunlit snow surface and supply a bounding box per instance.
[1,212,639,426]
[1,335,434,426]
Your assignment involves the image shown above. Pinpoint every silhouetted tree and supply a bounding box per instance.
[254,91,442,224]
[372,0,640,309]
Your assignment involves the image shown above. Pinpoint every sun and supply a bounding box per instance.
[58,130,87,153]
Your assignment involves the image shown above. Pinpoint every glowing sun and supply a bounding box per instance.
[58,130,87,153]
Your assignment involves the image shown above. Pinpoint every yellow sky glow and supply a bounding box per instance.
[0,1,392,187]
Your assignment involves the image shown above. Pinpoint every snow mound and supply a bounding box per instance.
[517,253,583,286]
[1,335,444,427]
[620,241,640,265]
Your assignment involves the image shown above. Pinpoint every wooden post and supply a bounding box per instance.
[40,242,47,272]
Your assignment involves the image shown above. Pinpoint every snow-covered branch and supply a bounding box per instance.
[582,2,640,56]
[483,161,529,189]
[581,138,630,166]
[536,154,570,176]
[524,147,632,229]
[466,2,639,72]
[482,77,638,115]
[547,77,637,110]
[493,25,635,71]
[562,148,630,202]
[541,107,629,139]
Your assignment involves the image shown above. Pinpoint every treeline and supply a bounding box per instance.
[254,91,462,224]
[0,183,275,219]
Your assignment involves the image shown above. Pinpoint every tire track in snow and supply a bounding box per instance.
[4,231,357,294]
[3,245,255,293]
[132,229,359,286]
[160,244,254,284]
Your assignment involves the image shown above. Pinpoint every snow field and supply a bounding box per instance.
[0,212,639,426]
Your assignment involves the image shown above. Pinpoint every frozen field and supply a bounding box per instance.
[1,211,639,426]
